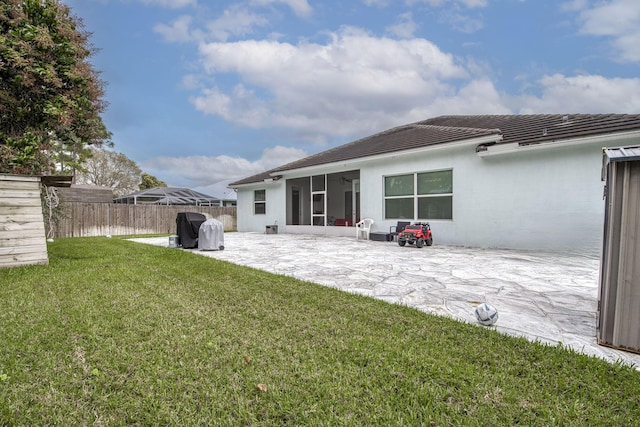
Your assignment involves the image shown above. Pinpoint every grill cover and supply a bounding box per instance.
[198,218,225,251]
[176,212,206,249]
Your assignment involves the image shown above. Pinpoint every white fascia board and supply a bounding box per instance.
[228,179,282,190]
[228,183,252,190]
[274,133,502,177]
[477,130,640,158]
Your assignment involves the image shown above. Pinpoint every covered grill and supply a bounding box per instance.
[176,212,206,249]
[198,218,225,251]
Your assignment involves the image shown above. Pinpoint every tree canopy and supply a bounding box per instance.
[76,147,141,197]
[140,173,167,190]
[0,0,111,175]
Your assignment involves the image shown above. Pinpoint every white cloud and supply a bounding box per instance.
[191,27,470,141]
[191,87,232,118]
[189,26,640,142]
[180,74,201,90]
[386,12,418,38]
[574,0,640,62]
[441,10,484,33]
[560,0,588,13]
[260,145,309,169]
[403,0,486,33]
[140,146,307,196]
[515,74,640,113]
[205,5,269,41]
[154,15,194,42]
[250,0,312,17]
[428,79,511,115]
[154,6,270,43]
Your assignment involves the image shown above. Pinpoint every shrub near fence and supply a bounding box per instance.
[50,203,237,238]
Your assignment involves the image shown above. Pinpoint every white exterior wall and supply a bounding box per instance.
[360,141,606,253]
[236,182,286,233]
[235,136,637,253]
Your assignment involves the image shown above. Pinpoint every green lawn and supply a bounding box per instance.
[1,237,638,426]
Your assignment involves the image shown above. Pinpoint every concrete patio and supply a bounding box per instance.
[130,232,640,368]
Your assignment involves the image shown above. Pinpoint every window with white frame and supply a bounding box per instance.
[384,170,452,220]
[254,189,266,215]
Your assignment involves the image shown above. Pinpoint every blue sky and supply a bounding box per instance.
[61,0,640,198]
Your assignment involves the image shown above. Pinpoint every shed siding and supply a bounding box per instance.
[0,175,48,268]
[598,150,640,352]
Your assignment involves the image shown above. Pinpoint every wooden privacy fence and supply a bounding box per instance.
[50,203,237,238]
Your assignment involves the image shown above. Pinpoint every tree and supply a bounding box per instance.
[139,173,167,190]
[76,147,140,197]
[0,0,111,175]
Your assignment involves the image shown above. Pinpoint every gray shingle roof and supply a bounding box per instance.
[229,114,640,186]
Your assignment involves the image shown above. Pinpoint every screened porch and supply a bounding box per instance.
[285,170,360,228]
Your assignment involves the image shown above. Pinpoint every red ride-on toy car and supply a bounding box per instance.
[398,222,433,248]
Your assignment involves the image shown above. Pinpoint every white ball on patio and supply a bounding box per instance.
[474,303,498,326]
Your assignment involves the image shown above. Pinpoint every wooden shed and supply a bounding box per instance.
[0,174,49,268]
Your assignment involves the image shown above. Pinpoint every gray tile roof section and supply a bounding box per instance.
[271,124,501,172]
[422,114,640,147]
[229,114,640,186]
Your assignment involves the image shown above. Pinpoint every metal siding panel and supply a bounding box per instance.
[598,162,623,344]
[599,158,640,353]
[612,162,640,350]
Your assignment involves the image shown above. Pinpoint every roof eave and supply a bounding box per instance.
[274,133,503,177]
[476,130,640,158]
[228,175,283,189]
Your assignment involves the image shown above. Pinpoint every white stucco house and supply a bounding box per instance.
[229,114,640,254]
